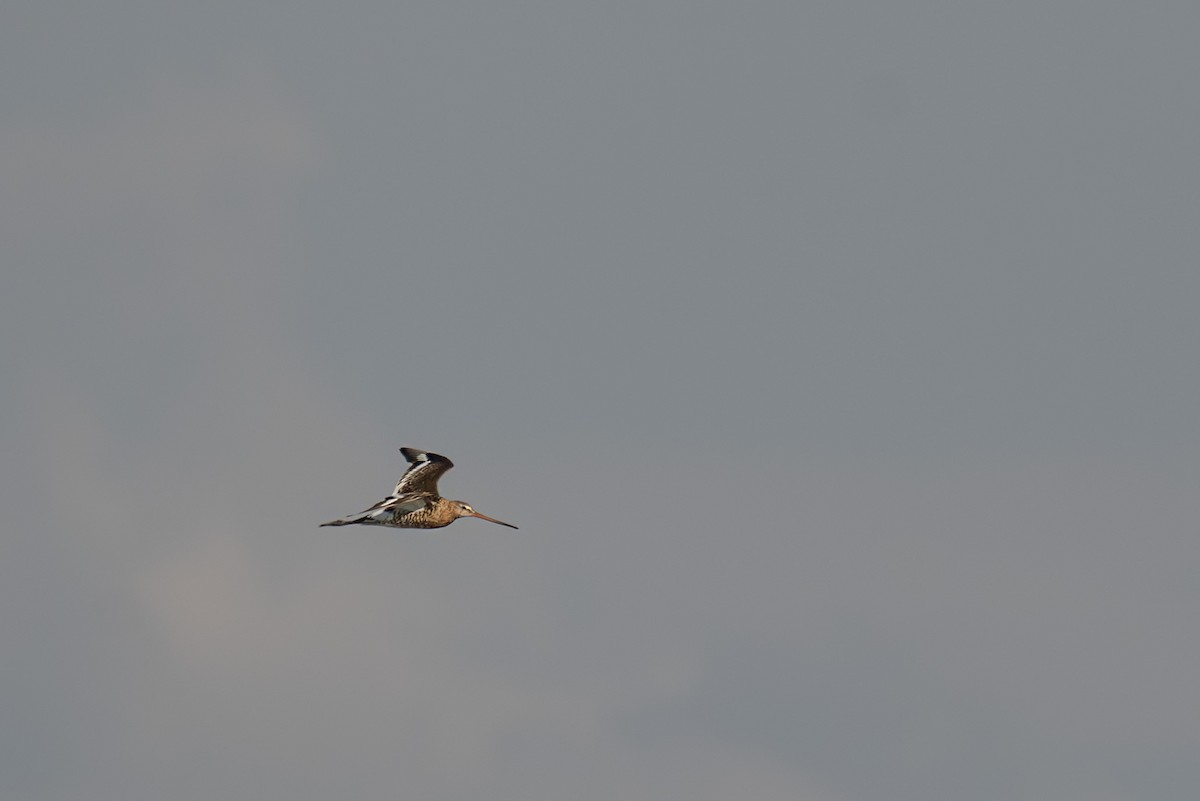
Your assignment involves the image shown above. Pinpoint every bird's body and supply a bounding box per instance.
[320,447,518,530]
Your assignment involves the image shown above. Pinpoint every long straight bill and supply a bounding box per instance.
[470,511,519,529]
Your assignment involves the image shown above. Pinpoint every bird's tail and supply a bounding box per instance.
[319,509,389,526]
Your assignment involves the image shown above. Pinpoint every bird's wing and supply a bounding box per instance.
[321,494,431,527]
[393,447,455,496]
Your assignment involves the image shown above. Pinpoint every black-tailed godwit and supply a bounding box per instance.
[320,447,518,530]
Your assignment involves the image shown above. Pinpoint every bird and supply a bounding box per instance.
[320,447,518,530]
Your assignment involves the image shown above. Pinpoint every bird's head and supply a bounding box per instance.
[451,500,518,529]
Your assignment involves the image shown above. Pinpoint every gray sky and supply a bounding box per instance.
[4,2,1199,799]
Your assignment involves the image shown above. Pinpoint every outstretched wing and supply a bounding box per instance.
[318,447,454,527]
[393,447,455,496]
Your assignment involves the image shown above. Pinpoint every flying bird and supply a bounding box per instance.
[320,447,518,530]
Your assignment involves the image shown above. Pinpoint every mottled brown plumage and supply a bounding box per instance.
[320,447,517,530]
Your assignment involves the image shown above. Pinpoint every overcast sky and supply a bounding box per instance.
[3,2,1199,800]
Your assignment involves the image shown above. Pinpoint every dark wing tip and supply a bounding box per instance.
[399,447,454,467]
